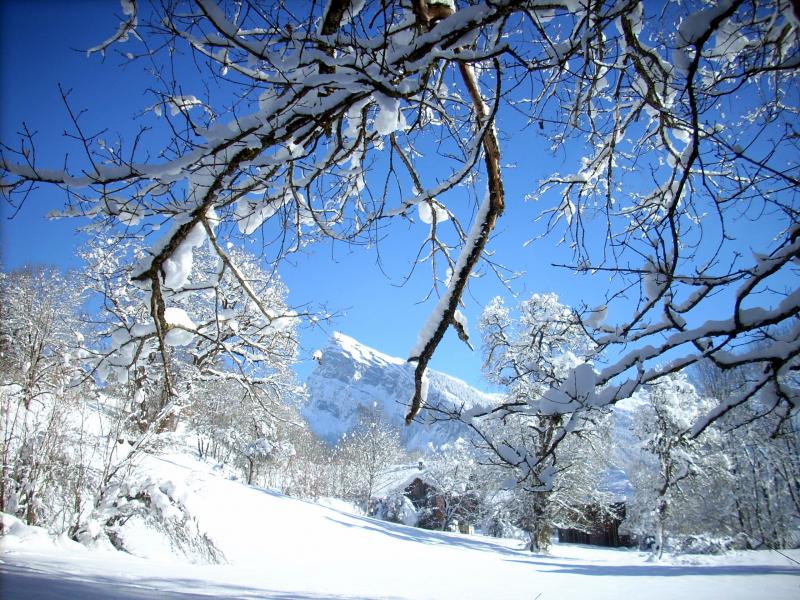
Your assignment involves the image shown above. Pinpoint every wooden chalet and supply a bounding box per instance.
[404,477,447,529]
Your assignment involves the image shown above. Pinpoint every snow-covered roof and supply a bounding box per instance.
[373,463,440,497]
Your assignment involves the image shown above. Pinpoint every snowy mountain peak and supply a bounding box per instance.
[303,332,499,449]
[328,331,406,369]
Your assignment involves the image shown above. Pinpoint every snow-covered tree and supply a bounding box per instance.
[0,267,93,530]
[471,293,613,552]
[64,237,303,549]
[273,425,332,499]
[336,404,405,510]
[188,378,302,486]
[692,359,800,548]
[0,267,86,410]
[422,438,484,531]
[625,373,717,558]
[81,237,301,434]
[1,0,797,442]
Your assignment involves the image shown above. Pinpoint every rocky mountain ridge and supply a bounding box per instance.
[302,332,501,449]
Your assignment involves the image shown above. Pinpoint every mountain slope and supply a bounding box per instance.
[302,332,500,448]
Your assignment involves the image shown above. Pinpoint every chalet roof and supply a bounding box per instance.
[373,463,440,497]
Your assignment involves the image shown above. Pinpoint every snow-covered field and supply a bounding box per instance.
[2,452,798,600]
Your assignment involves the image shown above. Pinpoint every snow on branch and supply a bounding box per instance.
[86,0,138,57]
[405,59,505,425]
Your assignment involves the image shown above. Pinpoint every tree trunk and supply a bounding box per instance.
[527,518,551,553]
[0,397,10,534]
[653,494,668,560]
[247,456,255,486]
[525,493,551,553]
[25,489,37,526]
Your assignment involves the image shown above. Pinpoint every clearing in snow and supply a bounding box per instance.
[1,451,798,600]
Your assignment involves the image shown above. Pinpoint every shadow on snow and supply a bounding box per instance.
[0,562,383,600]
[506,559,800,578]
[323,511,531,559]
[323,510,800,582]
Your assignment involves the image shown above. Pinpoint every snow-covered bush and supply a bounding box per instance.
[671,535,738,556]
[371,492,418,527]
[81,476,225,564]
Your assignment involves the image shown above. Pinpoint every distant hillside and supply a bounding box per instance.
[302,332,501,449]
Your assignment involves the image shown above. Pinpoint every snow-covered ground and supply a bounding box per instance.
[2,451,799,600]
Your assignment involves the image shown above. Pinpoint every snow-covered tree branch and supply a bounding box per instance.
[1,0,797,442]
